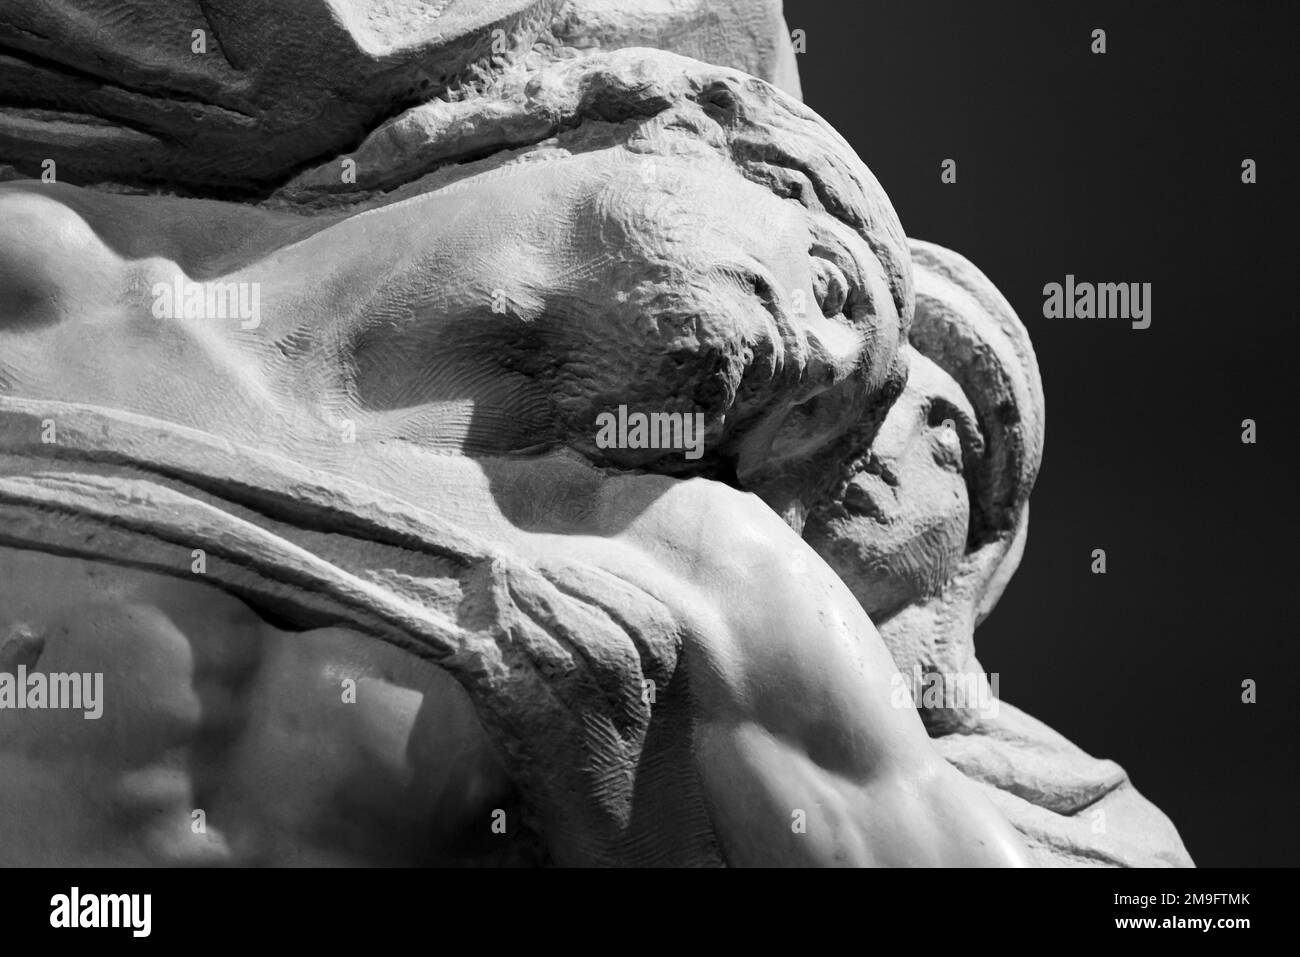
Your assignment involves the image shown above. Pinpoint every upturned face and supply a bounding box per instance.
[803,348,979,623]
[0,77,917,866]
[0,132,909,486]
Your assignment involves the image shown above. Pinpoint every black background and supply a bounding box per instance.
[794,0,1296,866]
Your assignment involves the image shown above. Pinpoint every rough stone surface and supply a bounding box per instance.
[933,703,1192,867]
[0,2,1191,867]
[0,0,798,195]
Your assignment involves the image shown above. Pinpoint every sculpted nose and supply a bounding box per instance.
[869,399,920,463]
[843,471,893,522]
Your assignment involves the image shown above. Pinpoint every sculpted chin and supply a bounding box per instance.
[0,29,1190,868]
[0,48,1029,866]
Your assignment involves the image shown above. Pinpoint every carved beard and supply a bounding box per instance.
[804,492,968,624]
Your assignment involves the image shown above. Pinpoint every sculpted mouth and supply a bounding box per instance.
[0,32,930,865]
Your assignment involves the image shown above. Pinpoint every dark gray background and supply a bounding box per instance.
[794,0,1297,866]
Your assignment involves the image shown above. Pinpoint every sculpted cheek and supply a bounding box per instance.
[804,444,971,621]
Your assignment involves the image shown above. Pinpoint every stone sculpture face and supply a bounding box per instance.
[0,2,1192,868]
[1,51,911,492]
[804,348,976,624]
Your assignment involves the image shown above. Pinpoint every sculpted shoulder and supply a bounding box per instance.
[592,470,798,593]
[590,470,889,714]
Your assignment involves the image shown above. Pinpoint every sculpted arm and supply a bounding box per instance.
[626,481,1030,867]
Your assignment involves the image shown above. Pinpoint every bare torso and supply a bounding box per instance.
[0,460,1030,866]
[0,545,536,866]
[0,179,1028,867]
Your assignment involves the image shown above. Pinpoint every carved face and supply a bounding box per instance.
[0,131,914,864]
[0,139,907,491]
[803,349,979,624]
[0,47,923,865]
